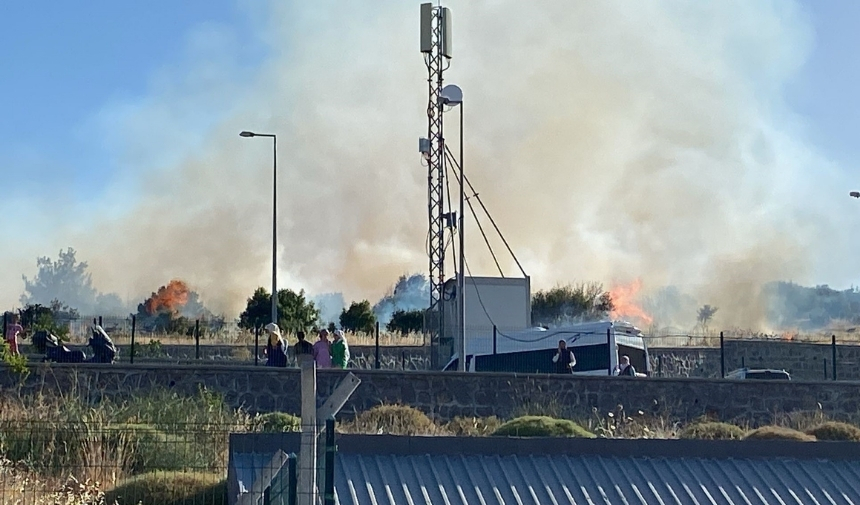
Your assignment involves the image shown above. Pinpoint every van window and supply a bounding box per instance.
[618,344,647,373]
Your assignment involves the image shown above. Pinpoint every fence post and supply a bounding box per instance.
[254,325,260,366]
[374,321,380,370]
[263,486,271,505]
[288,453,298,505]
[195,320,200,360]
[401,351,406,371]
[741,356,745,368]
[493,325,497,355]
[98,316,103,327]
[719,331,725,378]
[607,327,612,376]
[657,355,663,377]
[130,315,136,364]
[832,334,837,381]
[93,318,97,326]
[323,417,336,505]
[2,312,7,341]
[824,359,828,380]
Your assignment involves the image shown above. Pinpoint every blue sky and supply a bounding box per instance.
[0,0,266,195]
[2,1,860,318]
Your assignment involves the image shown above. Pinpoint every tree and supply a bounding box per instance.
[340,300,376,333]
[21,248,97,312]
[18,300,78,340]
[386,309,424,335]
[531,282,613,326]
[239,287,320,333]
[697,305,719,332]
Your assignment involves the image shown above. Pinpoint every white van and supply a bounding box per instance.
[442,320,650,375]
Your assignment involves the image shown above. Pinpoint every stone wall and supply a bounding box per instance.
[649,340,860,381]
[3,363,859,423]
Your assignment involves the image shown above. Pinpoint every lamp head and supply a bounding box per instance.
[239,131,255,138]
[439,84,463,105]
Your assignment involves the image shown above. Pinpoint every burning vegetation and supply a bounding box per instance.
[609,279,654,326]
[135,279,218,334]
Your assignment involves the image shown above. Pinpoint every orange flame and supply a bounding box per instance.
[609,279,653,326]
[144,279,190,315]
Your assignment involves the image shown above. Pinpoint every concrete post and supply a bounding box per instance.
[298,354,317,505]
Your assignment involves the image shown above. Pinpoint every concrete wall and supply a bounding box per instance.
[3,363,859,423]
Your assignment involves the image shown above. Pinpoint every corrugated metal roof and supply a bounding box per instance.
[333,453,860,505]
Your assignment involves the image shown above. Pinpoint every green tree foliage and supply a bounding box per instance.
[386,309,424,334]
[238,287,320,332]
[340,300,376,333]
[531,282,614,326]
[18,300,78,339]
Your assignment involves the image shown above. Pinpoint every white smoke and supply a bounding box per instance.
[4,0,860,331]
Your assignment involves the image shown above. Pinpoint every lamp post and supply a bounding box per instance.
[240,130,278,326]
[440,84,465,371]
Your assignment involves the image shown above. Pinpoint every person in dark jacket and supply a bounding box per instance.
[264,323,287,367]
[617,355,636,376]
[293,330,314,357]
[552,339,576,374]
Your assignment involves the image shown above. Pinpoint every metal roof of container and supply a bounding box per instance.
[333,453,860,505]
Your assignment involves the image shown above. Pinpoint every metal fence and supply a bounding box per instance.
[0,421,335,505]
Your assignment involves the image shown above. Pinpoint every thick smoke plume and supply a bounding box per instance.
[18,0,859,329]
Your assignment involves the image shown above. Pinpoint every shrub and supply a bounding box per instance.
[744,426,815,442]
[492,416,595,438]
[679,422,745,440]
[250,412,301,433]
[340,404,439,435]
[806,421,860,441]
[104,471,226,505]
[444,416,502,436]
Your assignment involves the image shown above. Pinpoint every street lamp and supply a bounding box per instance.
[440,84,465,372]
[850,191,860,199]
[240,131,279,326]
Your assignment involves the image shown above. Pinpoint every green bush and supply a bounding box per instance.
[444,416,502,436]
[806,421,860,441]
[744,426,816,442]
[679,422,745,440]
[104,471,226,505]
[492,416,595,438]
[341,404,439,435]
[250,412,301,433]
[104,423,211,473]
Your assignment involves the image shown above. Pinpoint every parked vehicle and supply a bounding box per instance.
[726,367,791,380]
[442,320,650,375]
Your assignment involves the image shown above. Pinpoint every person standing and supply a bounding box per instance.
[4,313,23,356]
[264,323,287,367]
[313,329,332,368]
[616,355,637,376]
[551,339,576,374]
[331,329,350,369]
[293,330,314,356]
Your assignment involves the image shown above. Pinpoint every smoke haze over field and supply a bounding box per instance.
[4,0,860,330]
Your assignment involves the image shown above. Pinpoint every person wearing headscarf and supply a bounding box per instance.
[264,322,287,367]
[331,329,350,369]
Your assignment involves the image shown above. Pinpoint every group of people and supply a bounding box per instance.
[552,339,639,376]
[263,323,350,369]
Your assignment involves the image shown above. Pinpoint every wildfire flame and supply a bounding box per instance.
[144,279,190,315]
[609,279,653,326]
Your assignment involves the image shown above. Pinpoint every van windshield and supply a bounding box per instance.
[618,344,647,374]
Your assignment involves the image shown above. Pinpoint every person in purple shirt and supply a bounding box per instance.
[313,329,332,368]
